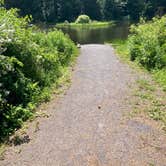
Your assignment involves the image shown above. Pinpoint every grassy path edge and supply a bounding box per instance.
[109,41,166,132]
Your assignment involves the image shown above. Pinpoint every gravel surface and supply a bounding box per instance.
[1,44,166,166]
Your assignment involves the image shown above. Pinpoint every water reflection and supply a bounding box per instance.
[57,21,130,44]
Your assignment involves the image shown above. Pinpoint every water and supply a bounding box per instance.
[57,21,130,44]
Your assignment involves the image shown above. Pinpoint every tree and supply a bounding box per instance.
[75,14,91,23]
[126,0,145,21]
[103,0,114,20]
[82,0,101,20]
[57,0,82,22]
[103,0,125,20]
[4,0,166,22]
[144,0,166,19]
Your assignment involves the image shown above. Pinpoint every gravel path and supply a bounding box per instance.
[1,44,166,166]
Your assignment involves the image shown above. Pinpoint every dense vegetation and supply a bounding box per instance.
[129,16,166,90]
[112,15,166,90]
[56,14,113,29]
[129,16,166,70]
[4,0,166,23]
[75,15,91,24]
[111,15,166,127]
[0,7,77,141]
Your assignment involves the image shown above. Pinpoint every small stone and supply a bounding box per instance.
[98,105,101,109]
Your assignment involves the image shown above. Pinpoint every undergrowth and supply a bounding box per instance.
[110,16,166,129]
[0,7,78,142]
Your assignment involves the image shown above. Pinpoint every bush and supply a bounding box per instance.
[0,8,77,141]
[75,15,91,24]
[128,16,166,70]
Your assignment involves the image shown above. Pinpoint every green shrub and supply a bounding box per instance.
[75,15,91,24]
[0,8,77,141]
[128,16,166,70]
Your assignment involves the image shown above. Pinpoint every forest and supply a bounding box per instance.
[4,0,166,22]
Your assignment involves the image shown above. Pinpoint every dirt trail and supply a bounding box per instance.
[1,45,166,166]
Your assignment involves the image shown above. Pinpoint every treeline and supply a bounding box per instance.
[4,0,166,22]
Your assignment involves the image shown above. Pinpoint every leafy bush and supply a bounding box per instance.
[0,8,77,141]
[75,15,91,24]
[128,16,166,70]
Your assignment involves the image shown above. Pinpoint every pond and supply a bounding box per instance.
[56,21,130,44]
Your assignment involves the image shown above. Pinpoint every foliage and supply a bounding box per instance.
[110,40,129,60]
[111,30,166,91]
[75,15,91,24]
[83,0,101,20]
[4,0,166,22]
[103,0,125,20]
[56,21,113,28]
[125,0,166,21]
[0,8,77,141]
[111,39,166,128]
[125,0,145,20]
[128,16,166,70]
[5,0,101,22]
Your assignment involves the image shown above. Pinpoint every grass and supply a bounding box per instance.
[153,69,166,91]
[110,40,166,91]
[0,63,77,159]
[133,78,166,130]
[109,40,143,71]
[110,40,166,130]
[56,21,114,29]
[0,144,6,160]
[136,79,156,92]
